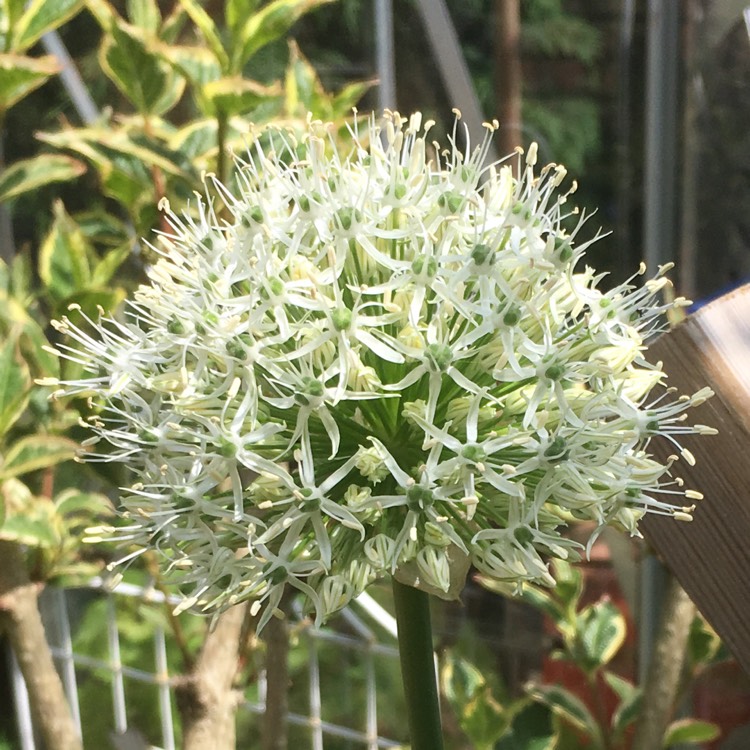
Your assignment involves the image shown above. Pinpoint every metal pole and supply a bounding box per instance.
[642,0,680,272]
[374,0,397,111]
[640,0,681,679]
[413,0,497,163]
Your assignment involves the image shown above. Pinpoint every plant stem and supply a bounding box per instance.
[631,572,695,750]
[175,602,249,750]
[0,541,82,750]
[392,579,444,750]
[262,592,291,750]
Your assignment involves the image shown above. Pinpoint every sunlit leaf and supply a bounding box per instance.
[1,0,27,29]
[231,0,333,71]
[159,44,221,88]
[0,53,59,111]
[168,118,217,160]
[528,684,603,745]
[331,79,374,117]
[573,600,626,673]
[663,718,720,747]
[0,294,60,377]
[126,0,160,33]
[603,671,641,741]
[284,39,325,115]
[202,76,281,118]
[686,614,722,670]
[38,201,92,301]
[91,243,132,287]
[441,652,510,748]
[0,512,58,547]
[1,435,78,480]
[178,0,230,73]
[100,20,185,115]
[11,0,83,53]
[0,334,31,436]
[226,0,261,31]
[0,154,86,202]
[54,488,113,519]
[39,126,197,200]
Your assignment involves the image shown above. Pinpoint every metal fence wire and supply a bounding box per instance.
[10,581,405,750]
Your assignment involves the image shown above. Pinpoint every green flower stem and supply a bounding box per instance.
[392,579,444,750]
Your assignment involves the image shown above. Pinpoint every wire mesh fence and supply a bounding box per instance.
[10,581,405,750]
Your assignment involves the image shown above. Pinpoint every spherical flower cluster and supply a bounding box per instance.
[48,111,713,629]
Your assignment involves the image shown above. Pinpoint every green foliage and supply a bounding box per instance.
[0,332,31,436]
[663,718,720,747]
[528,683,603,745]
[0,484,113,581]
[100,20,185,115]
[0,154,86,202]
[441,649,558,749]
[5,0,372,243]
[524,99,600,174]
[0,0,85,115]
[230,0,334,72]
[441,651,514,748]
[496,702,556,750]
[522,0,602,64]
[477,561,723,750]
[0,435,77,479]
[8,0,84,53]
[0,2,374,744]
[0,243,119,583]
[0,53,60,112]
[572,599,626,675]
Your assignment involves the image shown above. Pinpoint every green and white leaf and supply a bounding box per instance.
[38,201,92,301]
[126,0,160,33]
[178,0,229,73]
[0,511,58,547]
[0,53,59,111]
[574,600,626,672]
[528,684,603,745]
[0,333,31,437]
[0,435,78,480]
[604,671,642,741]
[91,242,132,287]
[10,0,83,53]
[663,718,720,747]
[0,293,56,377]
[100,20,184,115]
[231,0,333,71]
[202,77,281,118]
[496,703,557,750]
[55,488,113,519]
[0,154,86,202]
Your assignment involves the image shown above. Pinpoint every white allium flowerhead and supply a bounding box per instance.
[49,111,713,628]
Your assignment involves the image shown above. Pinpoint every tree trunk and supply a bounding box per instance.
[494,0,523,156]
[0,541,82,750]
[175,602,249,750]
[631,573,696,750]
[261,606,289,750]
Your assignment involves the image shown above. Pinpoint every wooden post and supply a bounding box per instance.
[494,0,522,155]
[642,285,750,675]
